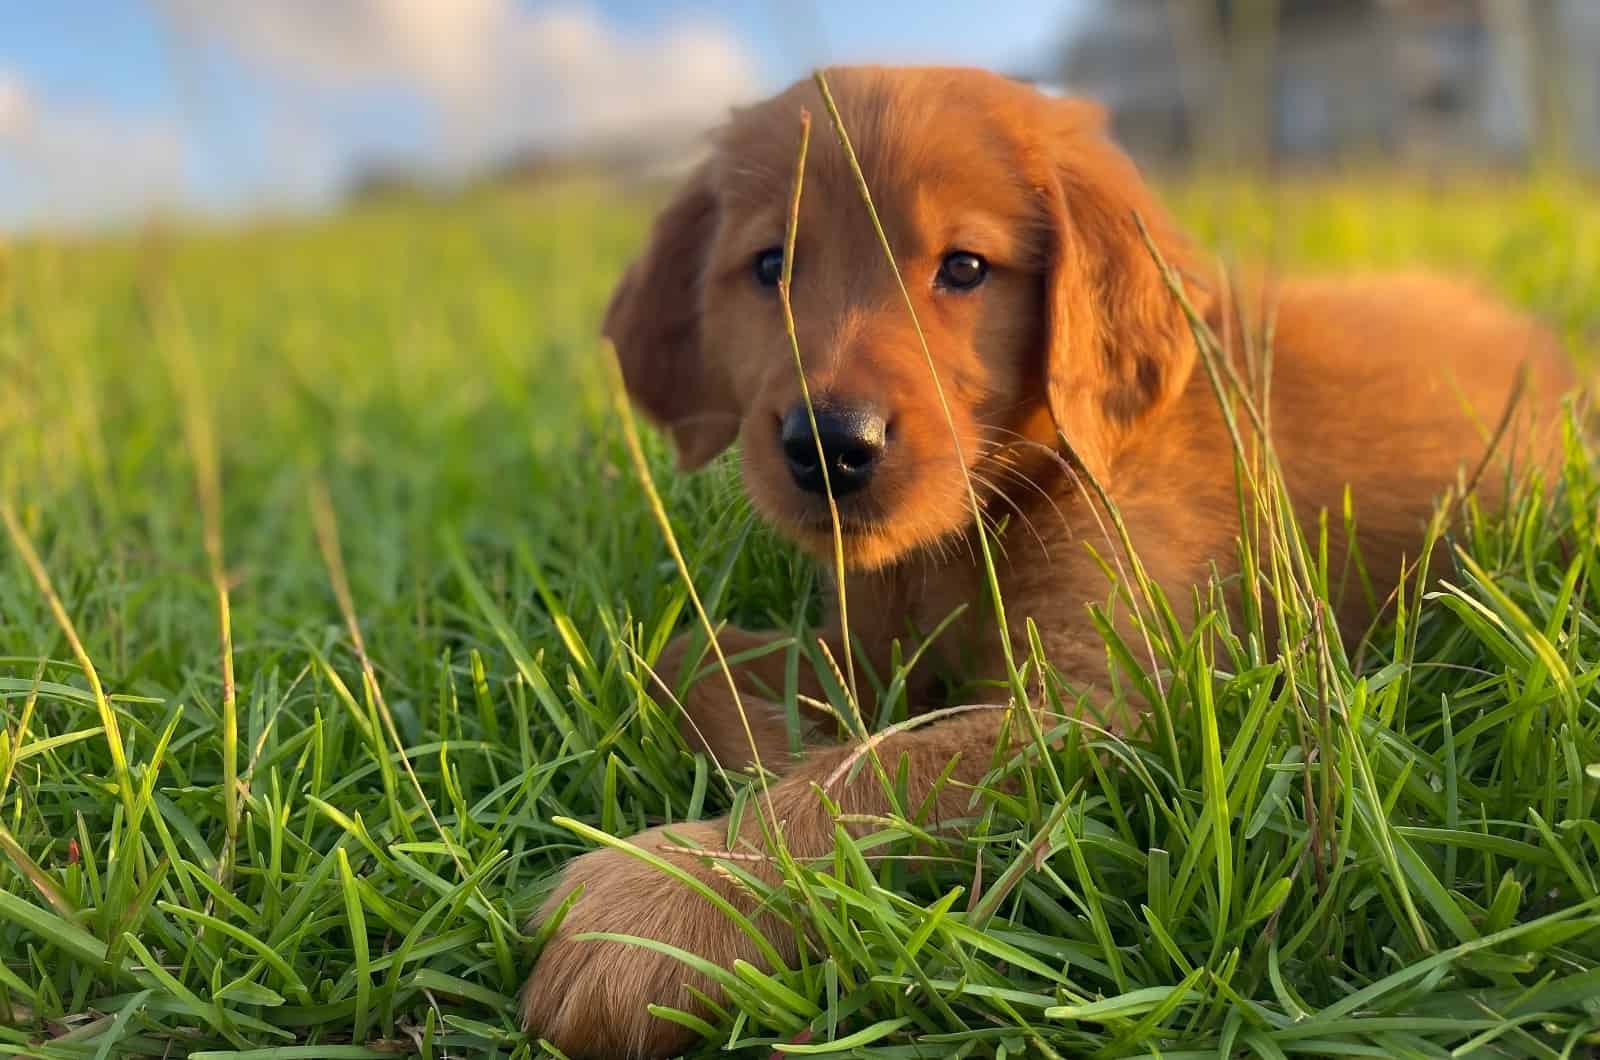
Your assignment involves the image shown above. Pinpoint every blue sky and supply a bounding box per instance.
[0,1,1086,228]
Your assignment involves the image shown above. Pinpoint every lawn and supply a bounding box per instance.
[0,171,1597,1058]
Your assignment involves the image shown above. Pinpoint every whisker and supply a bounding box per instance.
[983,456,1072,536]
[971,437,1075,537]
[969,470,1049,560]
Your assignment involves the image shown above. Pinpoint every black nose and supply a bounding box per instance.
[780,401,887,497]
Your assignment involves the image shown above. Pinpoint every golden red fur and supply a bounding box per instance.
[521,66,1575,1058]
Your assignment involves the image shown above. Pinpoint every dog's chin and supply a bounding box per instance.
[744,464,975,571]
[784,516,907,571]
[763,498,966,571]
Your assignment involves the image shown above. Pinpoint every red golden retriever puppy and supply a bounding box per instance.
[521,66,1573,1057]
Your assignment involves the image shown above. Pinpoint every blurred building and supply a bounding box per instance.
[1058,0,1600,168]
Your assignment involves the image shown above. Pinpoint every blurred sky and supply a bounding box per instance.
[0,1,1087,229]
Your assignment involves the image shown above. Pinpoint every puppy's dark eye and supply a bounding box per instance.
[753,247,784,287]
[937,251,988,291]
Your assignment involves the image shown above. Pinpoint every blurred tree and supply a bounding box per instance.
[1057,0,1596,169]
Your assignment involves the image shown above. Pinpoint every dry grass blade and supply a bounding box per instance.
[147,286,242,869]
[0,503,135,822]
[821,703,1006,792]
[810,70,1062,799]
[599,351,781,824]
[777,107,863,730]
[0,659,43,800]
[307,480,510,932]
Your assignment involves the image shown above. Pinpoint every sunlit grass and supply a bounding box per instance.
[0,172,1596,1056]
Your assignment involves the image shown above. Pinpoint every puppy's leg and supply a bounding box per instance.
[653,626,849,771]
[520,709,1016,1059]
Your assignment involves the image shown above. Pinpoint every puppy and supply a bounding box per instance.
[521,66,1573,1058]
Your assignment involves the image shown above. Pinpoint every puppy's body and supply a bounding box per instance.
[522,68,1573,1058]
[868,273,1571,688]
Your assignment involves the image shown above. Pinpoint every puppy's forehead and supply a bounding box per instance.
[714,67,1042,209]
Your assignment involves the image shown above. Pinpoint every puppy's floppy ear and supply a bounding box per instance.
[603,162,739,469]
[1037,99,1210,481]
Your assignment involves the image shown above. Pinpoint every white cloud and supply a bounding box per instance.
[0,69,188,229]
[155,0,758,171]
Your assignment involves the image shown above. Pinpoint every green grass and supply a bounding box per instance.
[1,171,1598,1058]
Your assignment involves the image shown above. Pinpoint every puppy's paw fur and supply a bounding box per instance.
[520,820,781,1059]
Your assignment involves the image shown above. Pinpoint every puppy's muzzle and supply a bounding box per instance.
[779,400,887,497]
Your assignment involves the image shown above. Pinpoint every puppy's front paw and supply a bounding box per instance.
[521,820,782,1059]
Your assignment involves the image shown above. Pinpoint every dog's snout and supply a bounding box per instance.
[779,401,887,497]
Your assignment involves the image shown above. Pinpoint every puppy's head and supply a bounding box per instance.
[606,66,1206,569]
